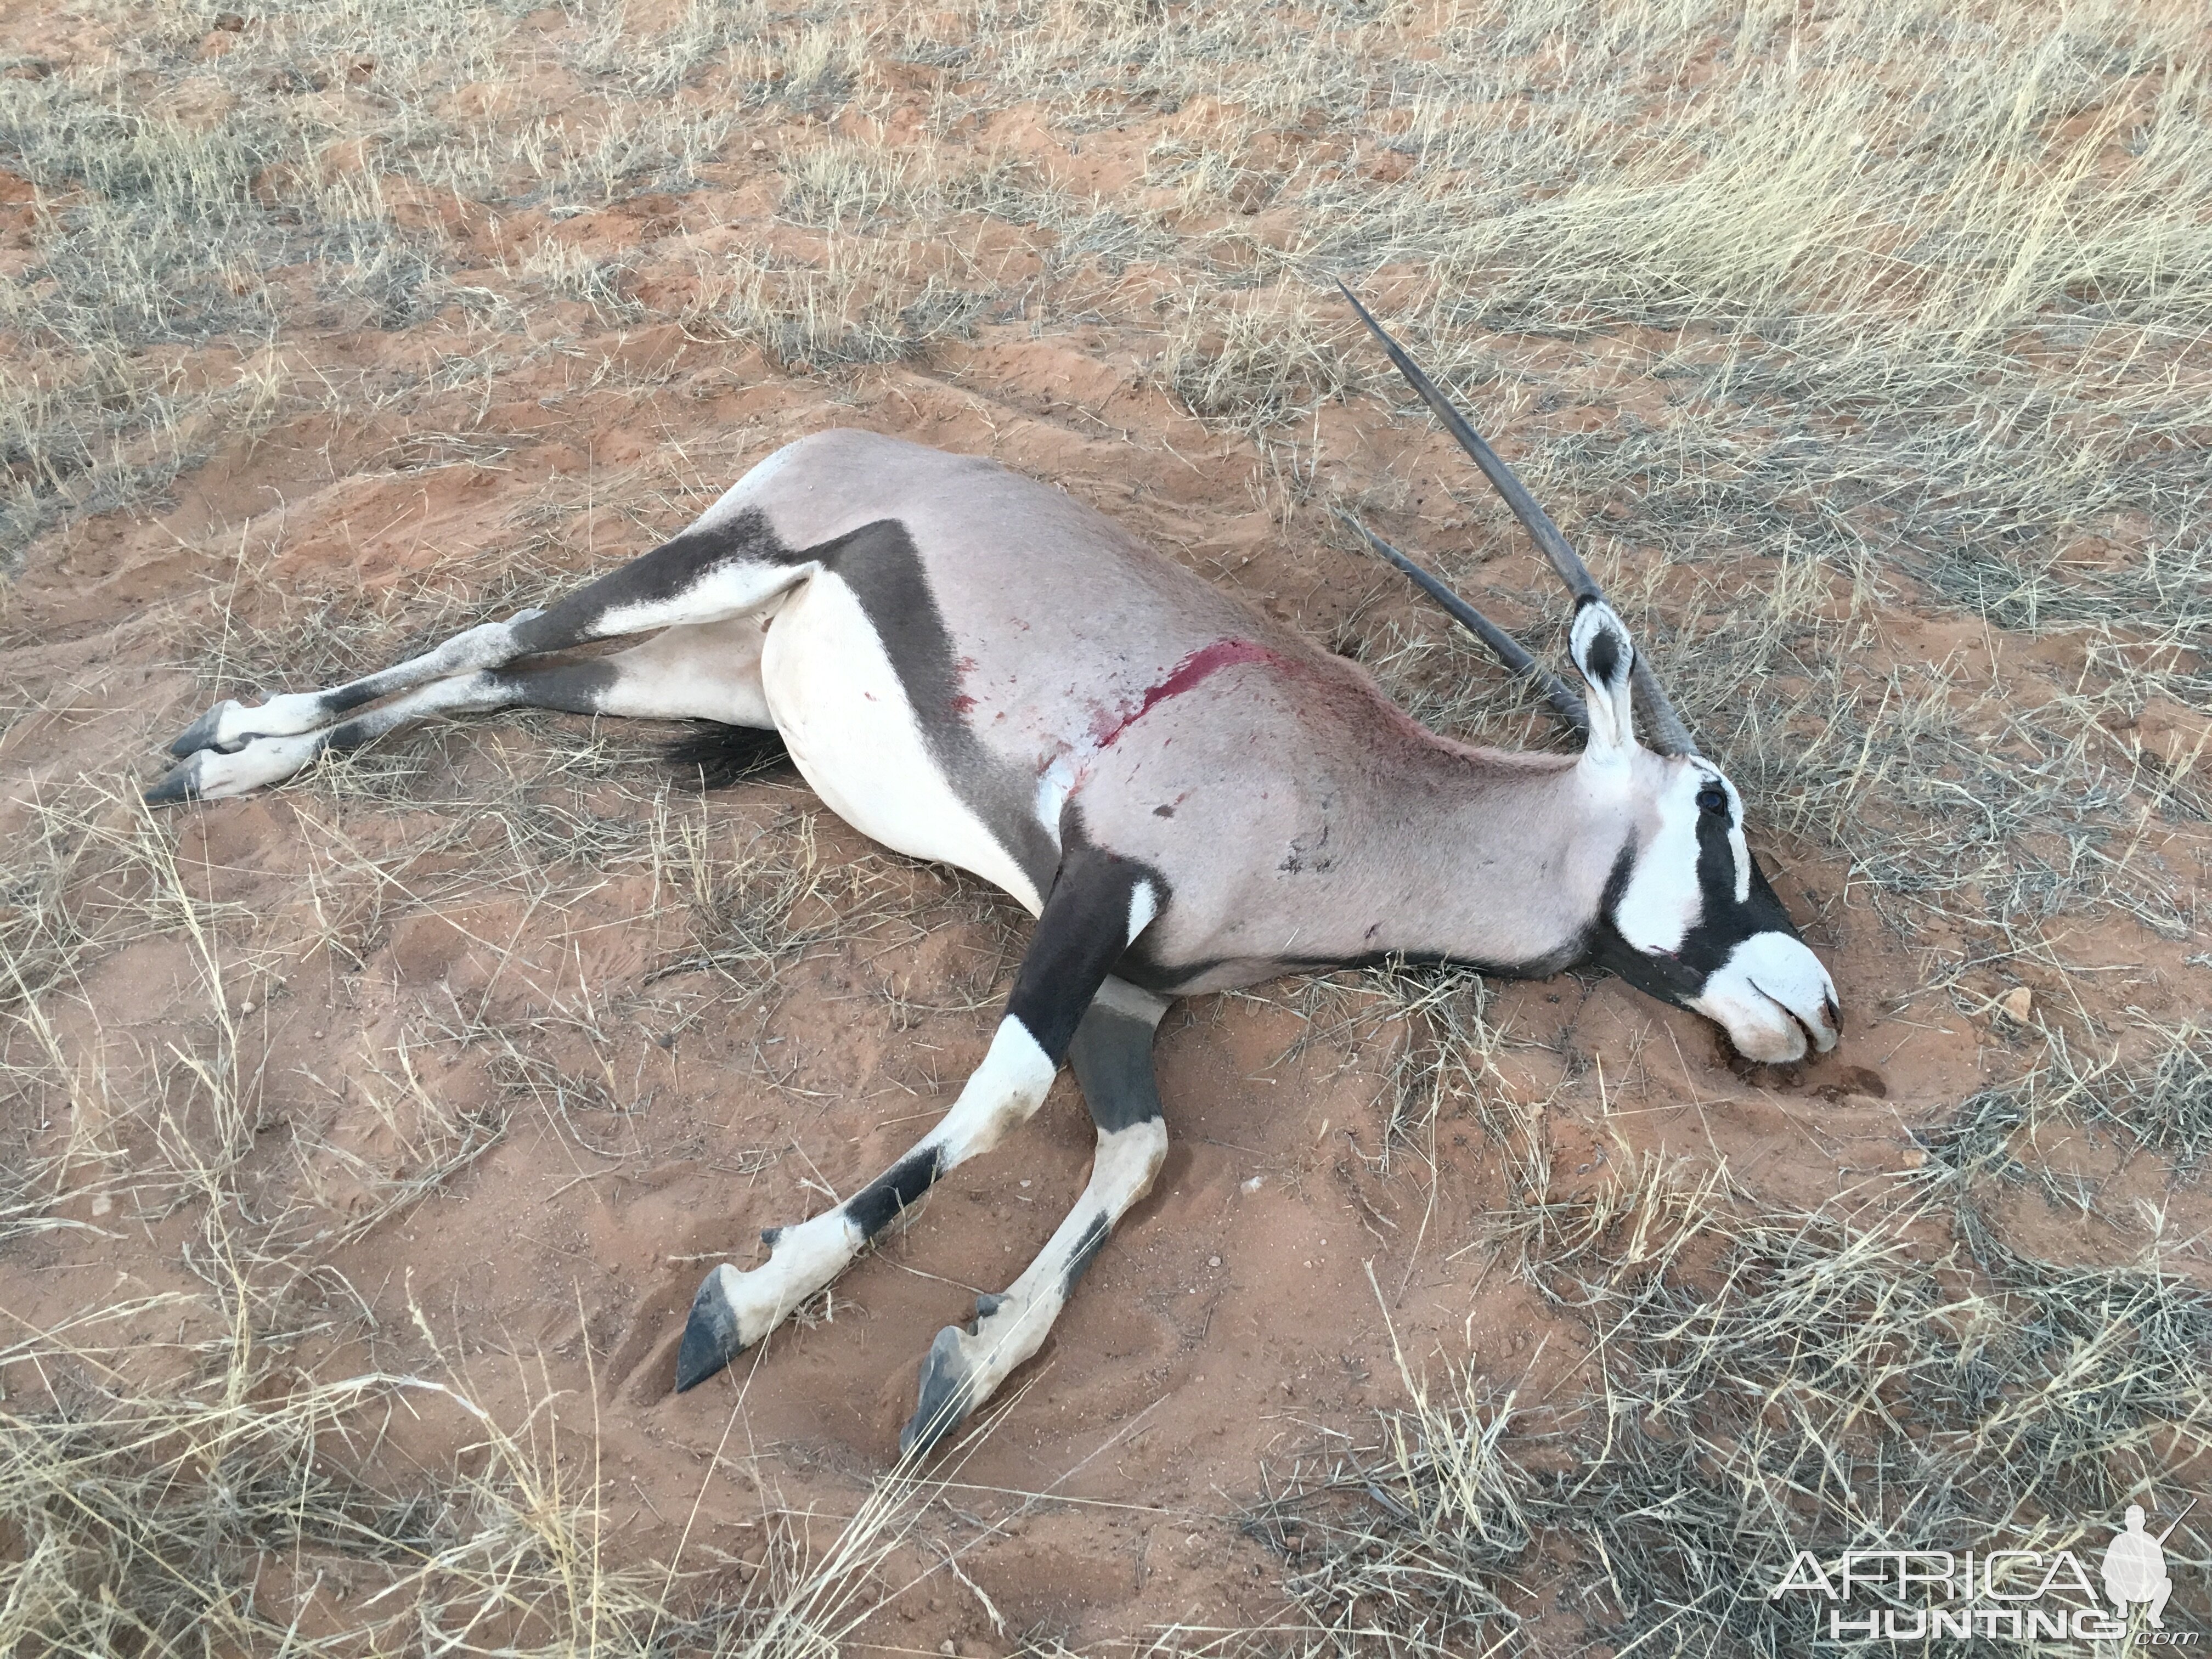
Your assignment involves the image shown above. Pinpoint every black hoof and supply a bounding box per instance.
[673,1268,746,1392]
[143,755,205,806]
[899,1325,974,1458]
[168,701,240,759]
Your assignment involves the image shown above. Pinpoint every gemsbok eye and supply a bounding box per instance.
[1696,784,1729,815]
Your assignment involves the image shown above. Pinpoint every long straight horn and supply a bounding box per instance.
[1339,511,1590,738]
[1336,280,1702,759]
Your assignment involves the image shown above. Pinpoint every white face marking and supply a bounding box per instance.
[1718,773,1751,904]
[1690,932,1841,1063]
[1612,761,1750,953]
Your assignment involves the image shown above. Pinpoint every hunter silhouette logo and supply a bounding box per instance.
[2106,1502,2191,1629]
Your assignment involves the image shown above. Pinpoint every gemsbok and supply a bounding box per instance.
[147,289,1841,1454]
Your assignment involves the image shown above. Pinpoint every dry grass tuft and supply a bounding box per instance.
[1251,1176,2212,1656]
[0,1269,954,1655]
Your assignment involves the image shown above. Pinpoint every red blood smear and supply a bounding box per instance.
[1090,639,1299,749]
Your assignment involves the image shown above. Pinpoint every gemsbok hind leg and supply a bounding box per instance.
[901,977,1169,1455]
[144,617,781,803]
[150,511,810,800]
[674,845,1167,1403]
[160,511,810,761]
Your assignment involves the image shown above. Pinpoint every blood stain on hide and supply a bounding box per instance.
[1090,638,1306,751]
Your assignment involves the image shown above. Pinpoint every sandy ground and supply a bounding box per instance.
[5,3,2210,1652]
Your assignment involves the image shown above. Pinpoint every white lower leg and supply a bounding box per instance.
[903,1115,1168,1452]
[148,669,520,802]
[172,611,543,753]
[679,1018,1056,1384]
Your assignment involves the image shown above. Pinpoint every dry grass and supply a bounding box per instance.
[1,1238,989,1656]
[5,0,2210,1649]
[1248,1171,2212,1657]
[0,783,1036,1656]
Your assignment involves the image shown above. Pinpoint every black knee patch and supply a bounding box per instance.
[324,681,385,718]
[847,1146,943,1239]
[489,659,620,715]
[1060,1214,1111,1298]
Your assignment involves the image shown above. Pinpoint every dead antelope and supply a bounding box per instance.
[147,290,1840,1455]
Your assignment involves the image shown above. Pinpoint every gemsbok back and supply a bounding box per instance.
[147,290,1840,1455]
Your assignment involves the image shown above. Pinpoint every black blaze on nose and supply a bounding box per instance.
[1694,798,1740,901]
[847,1146,944,1238]
[1592,830,1807,1010]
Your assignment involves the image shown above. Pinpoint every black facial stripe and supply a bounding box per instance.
[1695,802,1738,902]
[1590,843,1803,1009]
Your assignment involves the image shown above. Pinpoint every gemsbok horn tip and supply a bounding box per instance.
[1336,278,1702,758]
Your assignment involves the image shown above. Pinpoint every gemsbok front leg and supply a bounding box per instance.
[674,841,1168,1407]
[902,977,1169,1455]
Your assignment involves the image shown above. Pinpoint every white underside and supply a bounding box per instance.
[761,574,1045,913]
[597,618,776,725]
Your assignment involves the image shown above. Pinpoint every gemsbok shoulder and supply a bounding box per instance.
[146,289,1841,1455]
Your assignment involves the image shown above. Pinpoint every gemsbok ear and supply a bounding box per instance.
[1568,598,1638,757]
